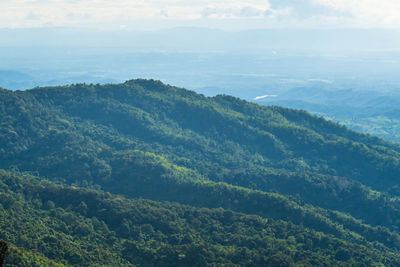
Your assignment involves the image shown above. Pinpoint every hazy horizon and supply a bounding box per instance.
[3,0,400,93]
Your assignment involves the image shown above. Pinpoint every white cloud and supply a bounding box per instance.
[314,0,400,27]
[201,4,271,19]
[1,0,400,29]
[0,0,286,28]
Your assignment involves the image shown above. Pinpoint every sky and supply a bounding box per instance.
[2,0,400,30]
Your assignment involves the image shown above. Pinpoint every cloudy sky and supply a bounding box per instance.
[2,0,400,29]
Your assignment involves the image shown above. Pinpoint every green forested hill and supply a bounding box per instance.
[1,80,400,265]
[1,170,400,266]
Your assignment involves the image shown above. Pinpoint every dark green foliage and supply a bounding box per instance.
[0,240,7,266]
[1,80,400,265]
[1,170,400,266]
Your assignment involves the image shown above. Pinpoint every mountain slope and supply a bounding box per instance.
[1,80,400,265]
[1,170,400,266]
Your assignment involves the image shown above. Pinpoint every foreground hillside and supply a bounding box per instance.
[1,80,400,265]
[1,170,400,266]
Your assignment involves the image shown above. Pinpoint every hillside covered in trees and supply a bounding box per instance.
[1,79,400,265]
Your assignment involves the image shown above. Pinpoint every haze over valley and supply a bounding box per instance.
[3,27,400,141]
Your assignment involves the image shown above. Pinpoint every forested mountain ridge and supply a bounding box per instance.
[258,86,400,143]
[1,79,400,265]
[3,169,400,266]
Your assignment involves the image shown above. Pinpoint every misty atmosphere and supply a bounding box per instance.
[3,27,400,141]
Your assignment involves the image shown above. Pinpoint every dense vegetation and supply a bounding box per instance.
[1,80,400,265]
[2,170,400,266]
[260,86,400,143]
[0,239,7,266]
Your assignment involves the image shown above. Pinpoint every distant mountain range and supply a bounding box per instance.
[258,86,400,142]
[1,80,400,265]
